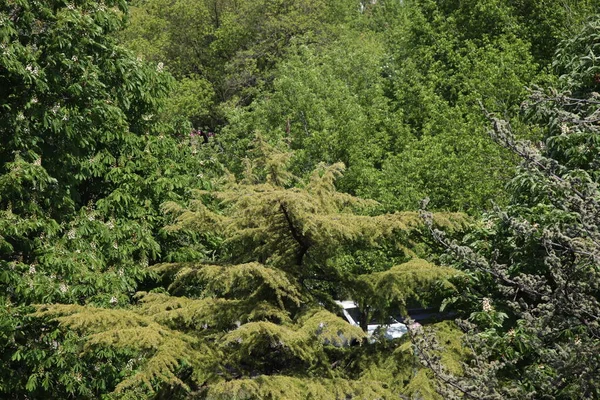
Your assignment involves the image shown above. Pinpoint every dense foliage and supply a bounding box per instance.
[34,139,468,398]
[0,0,209,397]
[415,17,600,399]
[2,0,600,398]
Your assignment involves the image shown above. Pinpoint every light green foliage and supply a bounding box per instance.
[117,0,598,214]
[120,0,359,126]
[204,375,394,400]
[151,262,302,310]
[29,142,467,398]
[214,0,551,213]
[220,31,398,192]
[33,304,216,396]
[161,76,215,129]
[164,139,467,289]
[30,268,370,398]
[362,0,541,212]
[357,259,461,316]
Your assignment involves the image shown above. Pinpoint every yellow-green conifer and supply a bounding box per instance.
[33,139,468,398]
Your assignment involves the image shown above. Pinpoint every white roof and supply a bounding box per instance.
[335,300,358,309]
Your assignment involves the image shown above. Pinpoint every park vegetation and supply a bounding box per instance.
[1,0,599,398]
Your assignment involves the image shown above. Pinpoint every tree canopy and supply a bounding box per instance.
[30,139,467,398]
[414,17,600,399]
[2,0,600,398]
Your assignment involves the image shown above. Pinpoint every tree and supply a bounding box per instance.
[32,139,467,398]
[511,0,599,64]
[119,0,359,127]
[415,17,600,399]
[0,1,209,397]
[219,31,399,196]
[366,0,543,212]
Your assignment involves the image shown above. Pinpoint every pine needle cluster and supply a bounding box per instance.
[31,139,468,398]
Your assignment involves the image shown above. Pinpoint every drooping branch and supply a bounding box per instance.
[419,208,546,300]
[410,322,505,400]
[480,102,600,253]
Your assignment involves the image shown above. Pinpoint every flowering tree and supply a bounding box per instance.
[0,1,208,397]
[416,18,600,399]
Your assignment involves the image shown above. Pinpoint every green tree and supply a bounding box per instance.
[416,18,600,399]
[0,1,209,397]
[32,140,467,398]
[119,0,359,126]
[511,0,599,64]
[367,0,541,212]
[219,31,401,196]
[219,0,548,214]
